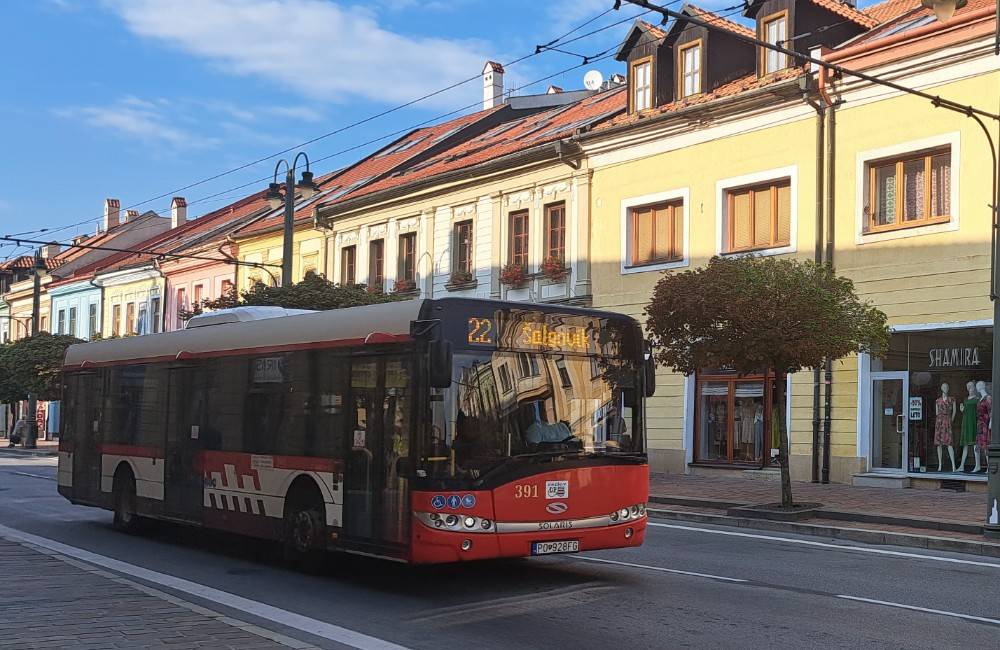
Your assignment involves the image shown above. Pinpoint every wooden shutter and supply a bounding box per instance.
[731,191,752,250]
[775,183,791,245]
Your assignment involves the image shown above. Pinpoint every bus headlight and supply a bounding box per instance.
[445,515,459,527]
[464,516,477,528]
[610,504,647,523]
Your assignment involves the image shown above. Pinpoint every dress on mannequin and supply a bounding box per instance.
[934,395,954,446]
[960,394,979,447]
[977,394,992,451]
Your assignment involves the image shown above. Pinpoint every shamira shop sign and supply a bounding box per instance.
[928,346,981,369]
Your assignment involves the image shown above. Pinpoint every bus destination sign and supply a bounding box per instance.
[467,315,595,353]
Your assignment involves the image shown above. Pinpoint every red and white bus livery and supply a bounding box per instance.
[58,298,652,564]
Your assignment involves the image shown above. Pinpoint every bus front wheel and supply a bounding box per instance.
[282,493,325,569]
[112,470,140,533]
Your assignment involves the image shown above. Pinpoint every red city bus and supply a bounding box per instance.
[58,298,651,564]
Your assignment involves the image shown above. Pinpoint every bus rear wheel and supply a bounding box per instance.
[112,472,140,533]
[283,502,325,569]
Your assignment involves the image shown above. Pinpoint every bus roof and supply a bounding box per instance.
[64,299,426,368]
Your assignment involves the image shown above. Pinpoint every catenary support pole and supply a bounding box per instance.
[25,249,42,449]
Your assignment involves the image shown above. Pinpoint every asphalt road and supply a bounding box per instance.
[1,454,998,649]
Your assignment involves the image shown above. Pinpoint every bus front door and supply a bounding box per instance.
[163,366,203,524]
[68,372,102,505]
[344,356,410,551]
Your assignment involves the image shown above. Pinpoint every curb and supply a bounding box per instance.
[649,494,982,535]
[646,507,1000,559]
[0,447,58,458]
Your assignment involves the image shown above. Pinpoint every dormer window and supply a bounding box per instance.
[761,11,788,74]
[677,40,702,98]
[630,56,653,112]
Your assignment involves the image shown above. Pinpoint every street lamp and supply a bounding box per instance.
[269,152,319,287]
[921,0,968,23]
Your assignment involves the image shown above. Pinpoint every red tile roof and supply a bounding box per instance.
[328,88,626,207]
[0,256,64,272]
[852,0,994,45]
[807,0,879,27]
[636,19,669,40]
[597,66,805,130]
[234,107,505,238]
[682,6,756,39]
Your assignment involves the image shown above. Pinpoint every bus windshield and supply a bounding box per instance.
[422,350,643,479]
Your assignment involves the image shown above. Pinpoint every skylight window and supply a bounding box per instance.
[378,135,428,157]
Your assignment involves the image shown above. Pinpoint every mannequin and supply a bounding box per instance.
[933,383,958,472]
[975,380,991,473]
[958,381,980,472]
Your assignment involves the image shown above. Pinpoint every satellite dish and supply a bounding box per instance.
[583,70,604,91]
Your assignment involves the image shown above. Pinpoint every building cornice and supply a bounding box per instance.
[92,266,162,287]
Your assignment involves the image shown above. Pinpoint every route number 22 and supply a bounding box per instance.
[467,317,494,345]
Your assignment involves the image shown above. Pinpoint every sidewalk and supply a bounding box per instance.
[0,438,59,457]
[0,537,316,649]
[647,472,1000,557]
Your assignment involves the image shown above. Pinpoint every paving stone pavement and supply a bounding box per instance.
[0,538,317,649]
[649,472,984,523]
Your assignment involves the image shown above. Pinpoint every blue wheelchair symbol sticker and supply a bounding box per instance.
[431,495,446,510]
[447,495,461,509]
[461,494,476,508]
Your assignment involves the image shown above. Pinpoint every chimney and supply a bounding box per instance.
[124,209,140,223]
[40,244,61,258]
[546,85,563,94]
[171,196,187,228]
[482,61,504,110]
[103,198,120,232]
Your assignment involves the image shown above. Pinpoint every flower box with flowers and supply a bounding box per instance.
[392,278,417,295]
[446,269,477,291]
[539,256,569,283]
[499,263,527,288]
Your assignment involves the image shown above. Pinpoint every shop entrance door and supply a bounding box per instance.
[871,371,908,471]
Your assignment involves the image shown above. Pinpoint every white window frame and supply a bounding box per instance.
[679,41,702,98]
[715,165,798,257]
[631,58,652,112]
[855,132,961,245]
[763,14,788,74]
[620,187,690,274]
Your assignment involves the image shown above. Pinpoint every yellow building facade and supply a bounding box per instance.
[583,9,999,486]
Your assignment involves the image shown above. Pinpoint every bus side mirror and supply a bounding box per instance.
[429,340,453,388]
[644,357,656,398]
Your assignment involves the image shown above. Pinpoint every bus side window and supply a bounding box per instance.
[202,357,246,452]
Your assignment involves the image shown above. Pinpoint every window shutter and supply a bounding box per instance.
[672,203,684,260]
[732,192,751,250]
[653,207,672,261]
[775,183,791,245]
[634,208,653,264]
[931,153,951,217]
[753,189,771,247]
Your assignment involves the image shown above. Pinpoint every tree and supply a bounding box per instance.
[179,272,404,320]
[644,256,889,508]
[0,333,83,404]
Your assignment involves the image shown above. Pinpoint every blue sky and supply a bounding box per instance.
[0,0,878,259]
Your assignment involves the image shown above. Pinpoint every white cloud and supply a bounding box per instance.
[53,97,221,149]
[105,0,494,107]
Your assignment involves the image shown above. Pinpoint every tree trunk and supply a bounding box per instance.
[775,373,795,508]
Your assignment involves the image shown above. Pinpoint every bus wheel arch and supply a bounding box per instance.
[282,475,326,567]
[111,463,140,533]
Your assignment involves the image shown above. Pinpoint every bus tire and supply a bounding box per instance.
[112,468,141,534]
[282,480,326,569]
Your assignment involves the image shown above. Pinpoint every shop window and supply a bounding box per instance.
[761,12,788,75]
[677,40,702,98]
[695,371,781,465]
[864,148,951,234]
[629,199,684,266]
[341,245,356,285]
[509,211,529,270]
[630,56,653,112]
[724,179,791,253]
[369,239,384,288]
[453,221,473,275]
[398,232,417,282]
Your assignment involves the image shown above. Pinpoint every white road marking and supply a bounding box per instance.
[574,555,747,582]
[837,595,1000,626]
[0,524,410,650]
[648,521,1000,569]
[11,471,54,481]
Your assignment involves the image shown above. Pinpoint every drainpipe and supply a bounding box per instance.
[801,72,826,484]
